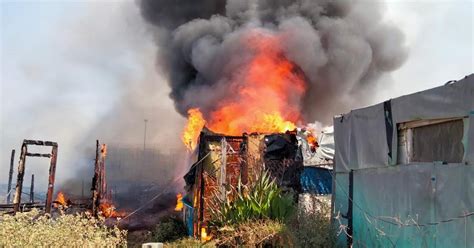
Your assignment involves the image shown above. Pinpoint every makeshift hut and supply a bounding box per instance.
[332,74,474,247]
[183,129,304,238]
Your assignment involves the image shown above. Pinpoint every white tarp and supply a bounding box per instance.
[298,126,335,166]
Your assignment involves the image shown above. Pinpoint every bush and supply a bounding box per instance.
[152,216,188,243]
[284,203,337,248]
[210,171,295,226]
[0,209,126,247]
[215,219,286,247]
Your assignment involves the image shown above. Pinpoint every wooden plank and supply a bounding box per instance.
[7,149,15,204]
[13,144,27,212]
[45,146,58,214]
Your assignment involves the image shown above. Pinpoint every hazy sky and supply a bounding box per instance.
[0,0,473,190]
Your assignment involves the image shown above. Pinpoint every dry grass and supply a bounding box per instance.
[214,219,286,247]
[165,238,215,248]
[284,203,337,248]
[0,209,127,247]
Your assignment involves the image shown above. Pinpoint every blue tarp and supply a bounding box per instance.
[182,195,194,236]
[300,167,332,195]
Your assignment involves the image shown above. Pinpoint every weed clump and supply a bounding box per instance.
[151,216,187,243]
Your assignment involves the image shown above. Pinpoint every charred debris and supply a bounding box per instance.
[1,139,120,219]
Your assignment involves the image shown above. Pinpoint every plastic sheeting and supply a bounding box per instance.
[300,167,332,194]
[334,103,390,172]
[333,74,474,247]
[314,127,335,162]
[351,164,474,247]
[298,126,335,166]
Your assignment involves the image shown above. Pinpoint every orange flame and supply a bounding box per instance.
[182,108,206,150]
[207,32,305,135]
[175,193,184,211]
[99,202,126,218]
[54,192,68,207]
[306,133,318,152]
[181,30,305,147]
[201,227,212,241]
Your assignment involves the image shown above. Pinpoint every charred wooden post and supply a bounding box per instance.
[13,140,58,213]
[91,140,100,216]
[7,149,15,204]
[220,138,227,201]
[100,144,107,201]
[13,144,27,212]
[30,174,35,203]
[45,145,58,214]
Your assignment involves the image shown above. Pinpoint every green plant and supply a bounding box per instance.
[0,209,126,247]
[152,216,188,243]
[210,170,295,226]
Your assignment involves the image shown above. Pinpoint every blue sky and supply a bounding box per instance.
[0,1,473,190]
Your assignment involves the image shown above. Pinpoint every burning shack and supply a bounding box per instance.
[179,125,336,238]
[182,129,304,237]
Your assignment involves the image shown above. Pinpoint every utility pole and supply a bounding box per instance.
[143,119,148,151]
[7,149,15,204]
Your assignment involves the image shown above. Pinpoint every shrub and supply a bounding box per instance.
[214,219,286,247]
[284,202,337,248]
[152,216,188,243]
[210,170,295,226]
[0,209,126,247]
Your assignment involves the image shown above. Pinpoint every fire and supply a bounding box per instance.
[181,30,305,148]
[54,191,68,208]
[182,108,206,150]
[306,133,319,152]
[175,193,184,211]
[99,202,126,218]
[201,227,212,241]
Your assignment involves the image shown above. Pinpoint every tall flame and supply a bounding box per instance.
[182,108,206,150]
[175,193,184,211]
[181,31,306,148]
[54,191,68,207]
[208,33,305,135]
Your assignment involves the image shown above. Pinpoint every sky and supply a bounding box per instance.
[0,0,473,191]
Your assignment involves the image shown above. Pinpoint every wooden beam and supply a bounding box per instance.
[13,144,27,212]
[45,145,58,214]
[30,174,34,203]
[91,140,100,217]
[26,153,51,158]
[7,149,15,204]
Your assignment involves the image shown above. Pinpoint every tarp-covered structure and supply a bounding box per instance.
[333,74,474,247]
[183,130,303,237]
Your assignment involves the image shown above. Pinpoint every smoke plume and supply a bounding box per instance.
[139,0,408,124]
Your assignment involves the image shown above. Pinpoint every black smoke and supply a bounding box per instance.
[139,0,408,124]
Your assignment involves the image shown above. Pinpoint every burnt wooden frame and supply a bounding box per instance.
[194,133,245,237]
[13,140,58,214]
